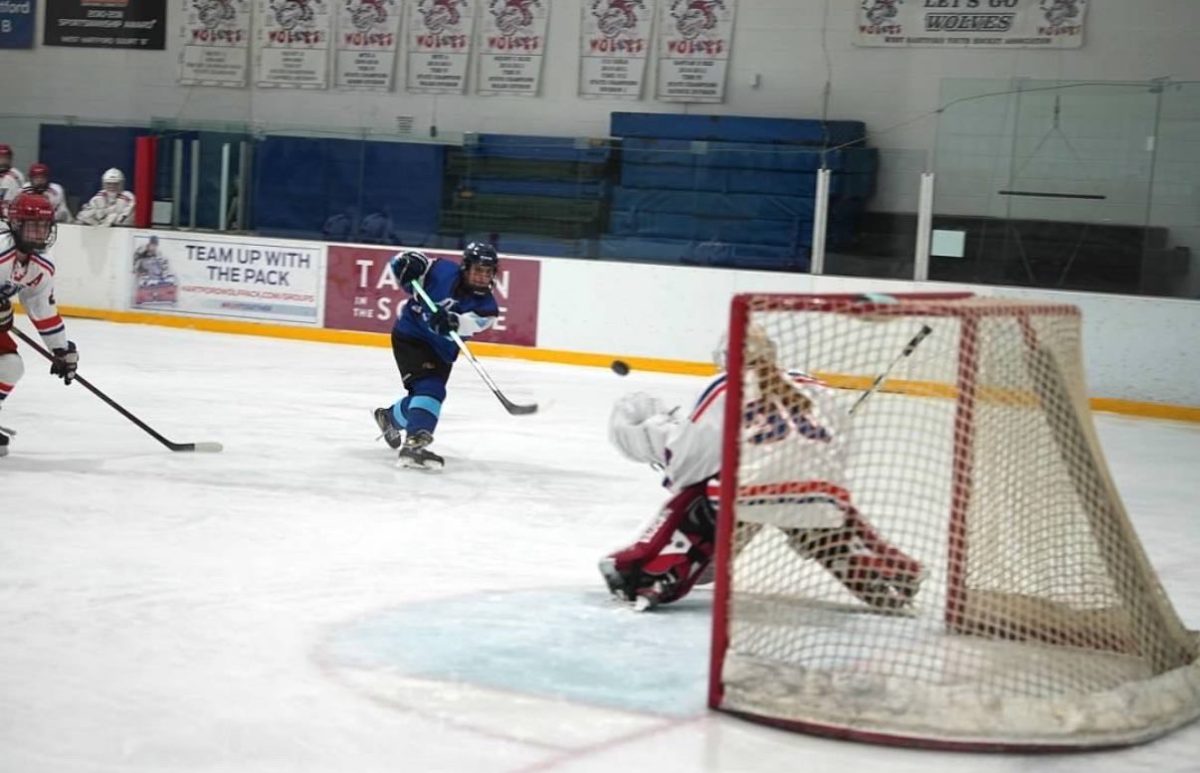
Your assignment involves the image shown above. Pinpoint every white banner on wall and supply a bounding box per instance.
[130,233,325,325]
[655,0,735,103]
[476,0,550,97]
[406,0,475,93]
[179,0,252,87]
[335,0,402,90]
[254,0,333,88]
[855,0,1087,48]
[578,0,654,99]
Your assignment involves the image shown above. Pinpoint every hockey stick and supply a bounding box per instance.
[409,279,538,416]
[848,325,933,416]
[12,327,224,453]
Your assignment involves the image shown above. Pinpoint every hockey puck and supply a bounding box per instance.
[610,360,630,376]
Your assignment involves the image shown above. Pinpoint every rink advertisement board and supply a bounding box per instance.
[335,0,402,91]
[324,245,540,346]
[129,233,324,326]
[406,0,475,94]
[655,0,735,103]
[254,0,333,88]
[44,0,166,49]
[179,0,252,87]
[476,0,550,97]
[855,0,1087,48]
[578,0,655,99]
[0,0,35,49]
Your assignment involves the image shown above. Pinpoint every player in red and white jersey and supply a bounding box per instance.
[599,326,922,611]
[76,168,134,227]
[0,192,80,457]
[22,163,73,223]
[0,144,27,211]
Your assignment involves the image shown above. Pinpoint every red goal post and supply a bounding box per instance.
[707,292,1200,751]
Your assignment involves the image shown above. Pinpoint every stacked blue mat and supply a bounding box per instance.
[603,112,878,270]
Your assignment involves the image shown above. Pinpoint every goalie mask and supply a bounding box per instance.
[7,192,57,253]
[461,241,499,295]
[713,324,778,371]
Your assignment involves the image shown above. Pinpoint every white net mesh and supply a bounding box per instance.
[712,294,1200,750]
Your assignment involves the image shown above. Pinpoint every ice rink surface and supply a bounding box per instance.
[2,318,1199,773]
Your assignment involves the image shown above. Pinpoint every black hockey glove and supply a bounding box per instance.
[50,341,79,385]
[0,298,11,333]
[389,250,429,288]
[429,306,459,336]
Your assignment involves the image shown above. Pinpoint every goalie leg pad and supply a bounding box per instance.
[601,482,717,608]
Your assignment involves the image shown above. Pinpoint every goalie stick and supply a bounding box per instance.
[12,327,223,453]
[848,325,933,416]
[409,279,538,416]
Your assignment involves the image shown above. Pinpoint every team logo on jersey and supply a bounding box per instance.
[271,0,322,30]
[487,0,540,38]
[1039,0,1082,29]
[193,0,243,29]
[860,0,902,27]
[590,0,645,38]
[668,0,725,41]
[418,0,467,34]
[345,0,394,31]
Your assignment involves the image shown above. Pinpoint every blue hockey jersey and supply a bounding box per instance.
[394,258,499,362]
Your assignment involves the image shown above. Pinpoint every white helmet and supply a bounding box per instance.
[102,168,124,192]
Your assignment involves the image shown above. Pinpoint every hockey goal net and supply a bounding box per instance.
[708,292,1200,750]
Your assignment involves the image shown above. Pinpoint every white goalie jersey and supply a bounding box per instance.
[608,369,852,530]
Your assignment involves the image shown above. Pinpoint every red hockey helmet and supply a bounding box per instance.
[7,192,56,253]
[27,162,50,191]
[0,144,12,172]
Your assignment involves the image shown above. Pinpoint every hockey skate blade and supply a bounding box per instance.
[395,455,444,471]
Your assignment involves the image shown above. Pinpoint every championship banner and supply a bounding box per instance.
[335,0,402,90]
[324,245,540,346]
[255,0,333,88]
[579,0,654,99]
[406,0,475,94]
[855,0,1087,49]
[44,0,166,49]
[130,233,325,326]
[476,0,549,97]
[0,0,36,49]
[655,0,734,103]
[179,0,252,87]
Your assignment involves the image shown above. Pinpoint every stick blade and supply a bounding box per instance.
[171,441,224,453]
[502,399,539,416]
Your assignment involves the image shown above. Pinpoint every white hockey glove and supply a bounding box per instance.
[608,392,682,468]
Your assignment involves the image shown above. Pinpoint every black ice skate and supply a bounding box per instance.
[397,429,444,470]
[373,407,404,449]
[0,424,14,458]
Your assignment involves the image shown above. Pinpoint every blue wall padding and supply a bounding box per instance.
[621,139,877,173]
[460,178,608,198]
[462,134,612,163]
[39,124,142,210]
[254,136,442,240]
[609,210,809,246]
[598,236,809,271]
[619,164,875,198]
[612,188,819,221]
[610,113,866,147]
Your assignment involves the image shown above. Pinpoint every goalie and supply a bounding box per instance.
[599,326,923,611]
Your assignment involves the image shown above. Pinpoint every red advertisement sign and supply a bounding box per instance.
[325,245,540,346]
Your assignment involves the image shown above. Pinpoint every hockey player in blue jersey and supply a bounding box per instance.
[373,242,501,468]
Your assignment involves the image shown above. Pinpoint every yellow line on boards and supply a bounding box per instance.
[35,304,1200,424]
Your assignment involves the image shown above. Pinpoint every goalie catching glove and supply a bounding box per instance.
[50,341,78,385]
